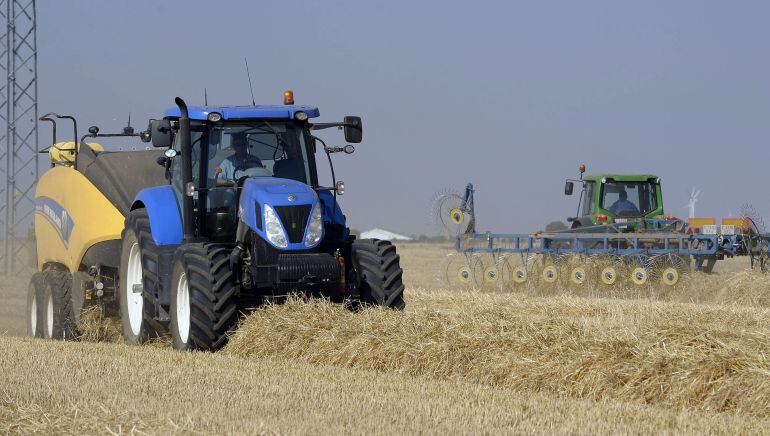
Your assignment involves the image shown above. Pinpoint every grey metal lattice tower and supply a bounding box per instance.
[0,0,37,274]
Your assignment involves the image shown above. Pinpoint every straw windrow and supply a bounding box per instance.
[225,290,770,416]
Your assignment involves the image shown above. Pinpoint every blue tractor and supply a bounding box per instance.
[111,93,405,350]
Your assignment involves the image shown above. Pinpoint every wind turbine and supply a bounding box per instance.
[686,188,700,218]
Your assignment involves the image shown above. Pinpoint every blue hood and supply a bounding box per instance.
[239,178,320,250]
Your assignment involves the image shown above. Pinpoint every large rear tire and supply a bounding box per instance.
[169,244,238,351]
[351,239,406,310]
[119,209,163,344]
[41,270,75,340]
[26,273,45,338]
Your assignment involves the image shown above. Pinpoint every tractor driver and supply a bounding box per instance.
[214,133,269,180]
[608,189,639,216]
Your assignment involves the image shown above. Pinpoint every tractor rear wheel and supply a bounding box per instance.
[26,273,45,338]
[351,239,406,310]
[41,270,75,340]
[169,244,239,351]
[119,209,163,344]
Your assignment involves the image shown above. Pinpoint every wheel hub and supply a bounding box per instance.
[601,267,617,285]
[512,267,527,284]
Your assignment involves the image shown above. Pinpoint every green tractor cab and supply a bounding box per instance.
[564,166,666,229]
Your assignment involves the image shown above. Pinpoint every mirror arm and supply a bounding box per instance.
[310,122,346,131]
[313,135,339,222]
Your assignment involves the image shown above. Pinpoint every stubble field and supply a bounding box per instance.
[0,243,769,434]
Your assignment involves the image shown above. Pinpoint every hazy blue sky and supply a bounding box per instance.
[38,1,770,235]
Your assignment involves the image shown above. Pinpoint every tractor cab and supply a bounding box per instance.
[149,92,360,245]
[565,166,665,228]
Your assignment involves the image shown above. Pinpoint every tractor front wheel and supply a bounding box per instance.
[119,209,163,344]
[350,239,406,310]
[169,244,239,351]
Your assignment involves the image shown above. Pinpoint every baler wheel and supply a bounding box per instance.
[351,239,406,309]
[169,243,239,351]
[40,270,75,340]
[26,273,45,338]
[119,209,164,345]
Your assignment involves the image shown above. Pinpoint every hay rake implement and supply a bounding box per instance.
[436,183,770,291]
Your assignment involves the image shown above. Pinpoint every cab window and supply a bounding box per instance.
[600,181,657,217]
[581,181,595,216]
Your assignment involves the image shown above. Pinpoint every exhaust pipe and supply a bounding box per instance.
[175,97,195,241]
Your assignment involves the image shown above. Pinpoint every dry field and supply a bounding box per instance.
[1,243,769,434]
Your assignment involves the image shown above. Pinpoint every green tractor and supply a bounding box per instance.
[564,165,669,229]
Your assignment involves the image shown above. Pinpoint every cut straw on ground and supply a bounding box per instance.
[224,290,770,417]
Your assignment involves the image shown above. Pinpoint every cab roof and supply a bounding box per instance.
[163,105,321,121]
[583,174,659,182]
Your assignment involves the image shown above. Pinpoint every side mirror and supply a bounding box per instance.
[88,126,99,135]
[150,119,173,148]
[564,181,574,195]
[343,145,355,154]
[343,116,362,143]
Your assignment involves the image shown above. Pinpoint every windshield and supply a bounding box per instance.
[188,120,314,187]
[600,181,657,217]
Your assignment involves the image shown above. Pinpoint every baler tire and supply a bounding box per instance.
[351,239,406,310]
[169,243,239,351]
[41,270,76,340]
[119,209,163,345]
[26,273,45,338]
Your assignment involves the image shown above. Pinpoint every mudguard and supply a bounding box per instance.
[133,186,183,246]
[318,191,346,227]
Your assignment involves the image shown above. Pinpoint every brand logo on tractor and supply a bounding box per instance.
[287,195,297,202]
[35,197,75,247]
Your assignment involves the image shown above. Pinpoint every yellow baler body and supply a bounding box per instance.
[35,165,125,273]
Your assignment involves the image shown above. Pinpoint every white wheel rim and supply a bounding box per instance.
[30,292,37,336]
[176,273,191,343]
[46,292,53,338]
[126,242,144,336]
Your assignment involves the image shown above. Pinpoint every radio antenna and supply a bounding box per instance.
[244,57,256,106]
[204,88,208,106]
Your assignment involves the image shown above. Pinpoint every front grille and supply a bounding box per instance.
[275,204,311,244]
[277,253,339,283]
[252,236,281,265]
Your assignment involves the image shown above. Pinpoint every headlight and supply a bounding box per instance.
[207,112,222,122]
[305,202,324,247]
[263,204,288,248]
[294,111,308,121]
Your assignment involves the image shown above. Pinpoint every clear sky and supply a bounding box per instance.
[38,1,770,236]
